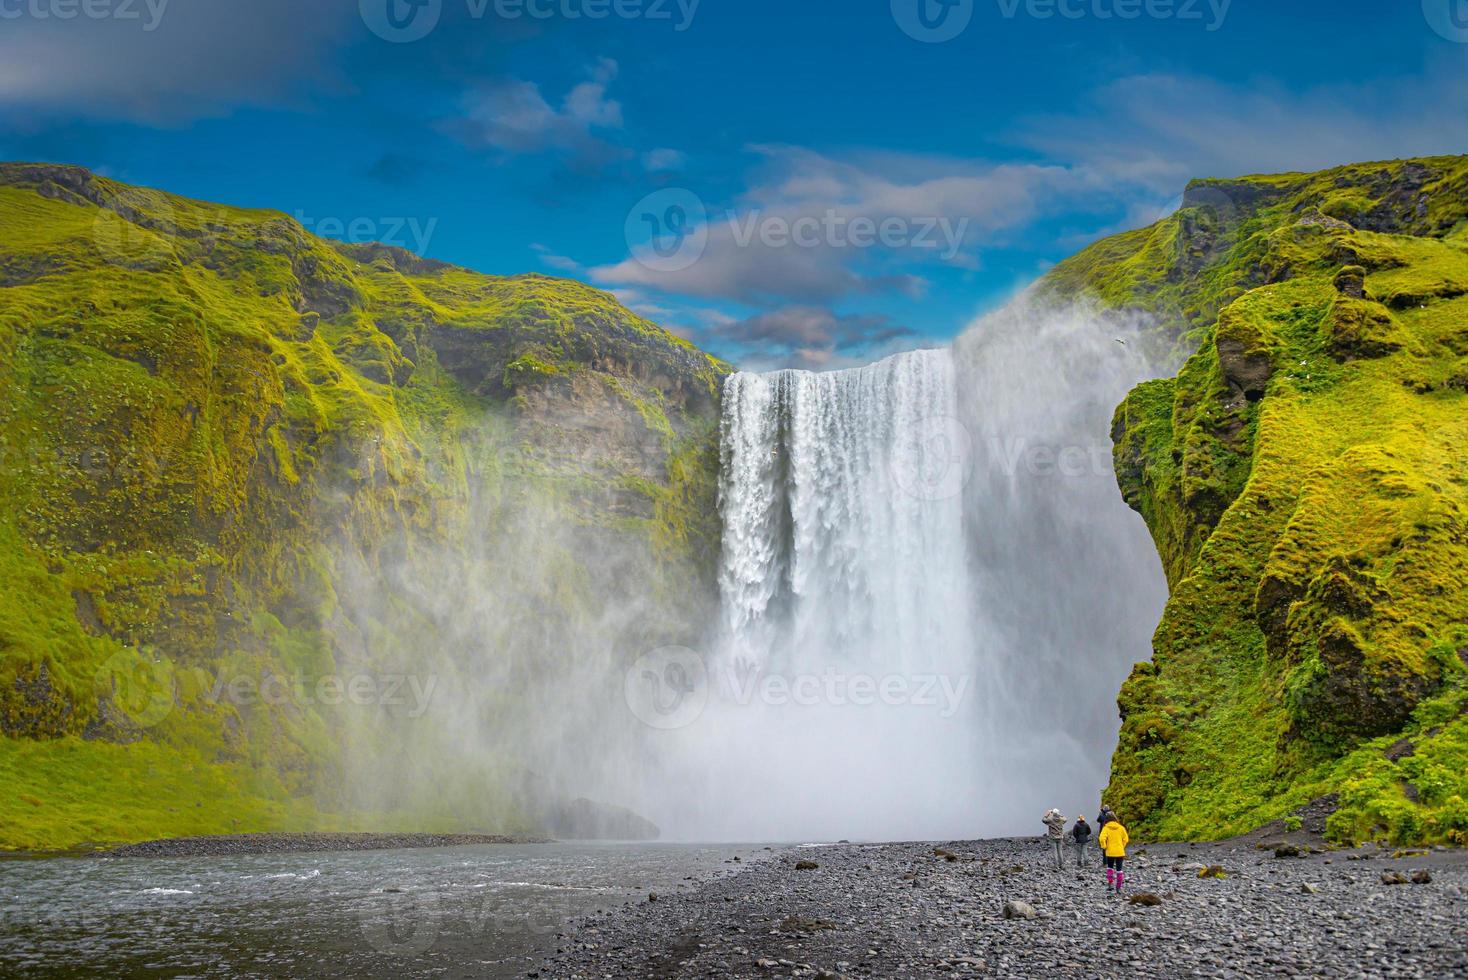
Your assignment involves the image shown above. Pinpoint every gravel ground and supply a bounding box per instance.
[533,838,1468,979]
[101,832,552,858]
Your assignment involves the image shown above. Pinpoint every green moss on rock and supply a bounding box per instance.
[0,163,729,849]
[1053,155,1468,844]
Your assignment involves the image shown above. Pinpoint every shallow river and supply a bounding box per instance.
[0,841,766,978]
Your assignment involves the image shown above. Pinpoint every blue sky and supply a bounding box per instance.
[2,0,1466,369]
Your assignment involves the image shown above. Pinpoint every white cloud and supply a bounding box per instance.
[453,59,626,163]
[591,145,1086,306]
[642,148,687,173]
[531,243,583,273]
[596,59,1468,318]
[1016,62,1468,197]
[0,1,347,121]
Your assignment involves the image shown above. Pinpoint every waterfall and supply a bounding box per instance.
[717,349,974,679]
[650,300,1168,842]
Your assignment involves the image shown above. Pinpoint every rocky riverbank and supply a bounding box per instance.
[103,832,553,859]
[534,838,1467,979]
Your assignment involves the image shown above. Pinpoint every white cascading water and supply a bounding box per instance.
[648,300,1168,842]
[718,349,974,678]
[674,348,986,841]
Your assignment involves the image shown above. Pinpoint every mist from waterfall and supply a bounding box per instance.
[643,299,1169,841]
[324,296,1171,844]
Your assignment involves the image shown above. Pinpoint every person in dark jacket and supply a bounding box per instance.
[1070,815,1092,868]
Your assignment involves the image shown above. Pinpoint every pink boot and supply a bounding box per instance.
[1116,871,1125,894]
[1105,868,1115,889]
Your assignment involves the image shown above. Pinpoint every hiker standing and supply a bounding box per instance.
[1041,808,1067,870]
[1095,805,1115,866]
[1098,811,1130,895]
[1069,815,1092,868]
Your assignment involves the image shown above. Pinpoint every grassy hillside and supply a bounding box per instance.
[0,164,728,850]
[1045,156,1468,844]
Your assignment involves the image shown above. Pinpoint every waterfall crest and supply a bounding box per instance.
[718,349,973,678]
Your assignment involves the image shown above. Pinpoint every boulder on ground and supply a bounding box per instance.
[1003,900,1038,920]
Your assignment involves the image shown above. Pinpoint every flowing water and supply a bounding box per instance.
[0,843,763,978]
[643,301,1169,842]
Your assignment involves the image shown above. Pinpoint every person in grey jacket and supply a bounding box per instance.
[1042,808,1067,870]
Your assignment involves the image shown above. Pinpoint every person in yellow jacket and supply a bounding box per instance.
[1098,814,1130,895]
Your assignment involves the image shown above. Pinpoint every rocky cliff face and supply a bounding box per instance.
[1045,156,1468,844]
[0,164,727,849]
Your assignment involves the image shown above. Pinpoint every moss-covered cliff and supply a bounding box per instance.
[1045,156,1468,845]
[0,164,728,850]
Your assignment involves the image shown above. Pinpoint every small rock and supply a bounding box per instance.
[1002,900,1037,921]
[1300,883,1321,895]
